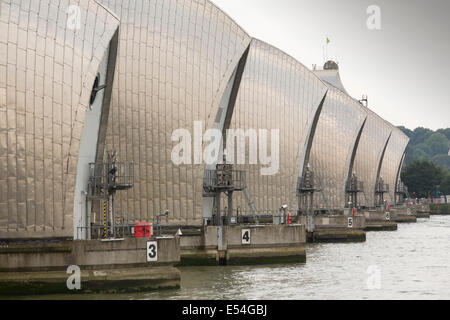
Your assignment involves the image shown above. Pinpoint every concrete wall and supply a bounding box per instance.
[224,225,305,249]
[299,215,366,229]
[0,237,179,272]
[180,225,306,251]
[390,207,413,216]
[363,210,388,221]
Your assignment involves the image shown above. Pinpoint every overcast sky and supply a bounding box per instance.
[211,0,450,131]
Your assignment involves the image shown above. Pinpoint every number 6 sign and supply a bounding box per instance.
[146,241,158,262]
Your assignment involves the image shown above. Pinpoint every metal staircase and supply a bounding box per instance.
[203,157,258,225]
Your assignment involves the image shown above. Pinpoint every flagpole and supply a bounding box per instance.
[322,45,325,64]
[325,37,330,62]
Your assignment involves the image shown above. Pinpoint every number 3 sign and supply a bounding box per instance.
[146,241,158,262]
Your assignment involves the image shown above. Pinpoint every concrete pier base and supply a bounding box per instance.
[302,214,366,230]
[179,246,306,266]
[0,237,181,295]
[0,266,180,295]
[387,207,417,223]
[429,204,450,215]
[308,230,366,243]
[178,224,307,266]
[391,212,417,223]
[362,211,398,231]
[415,211,430,218]
[226,247,306,265]
[364,222,398,231]
[179,249,219,266]
[299,215,367,243]
[392,215,417,223]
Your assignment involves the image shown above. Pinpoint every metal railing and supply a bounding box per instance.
[76,224,136,240]
[211,208,300,224]
[376,182,389,193]
[203,169,246,192]
[88,161,134,197]
[346,180,364,192]
[297,175,319,193]
[396,182,408,194]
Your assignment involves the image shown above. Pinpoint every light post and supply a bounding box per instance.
[156,210,169,236]
[280,204,287,224]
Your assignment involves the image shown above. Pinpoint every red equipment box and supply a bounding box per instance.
[134,222,152,238]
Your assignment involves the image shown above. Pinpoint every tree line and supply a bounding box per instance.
[398,126,450,197]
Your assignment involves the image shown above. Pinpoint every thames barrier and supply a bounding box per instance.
[0,0,449,300]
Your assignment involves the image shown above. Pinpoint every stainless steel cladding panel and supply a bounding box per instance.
[353,109,391,208]
[0,0,119,238]
[380,126,409,205]
[97,0,251,225]
[228,39,328,215]
[313,69,348,95]
[308,85,367,211]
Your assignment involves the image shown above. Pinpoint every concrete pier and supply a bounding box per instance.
[414,203,431,218]
[364,222,398,231]
[416,211,430,218]
[226,247,306,265]
[299,214,367,243]
[0,237,181,295]
[390,208,417,223]
[178,224,307,266]
[0,266,180,295]
[429,204,450,215]
[362,210,398,231]
[310,230,366,243]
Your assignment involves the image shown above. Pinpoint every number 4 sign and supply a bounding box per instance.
[146,241,157,262]
[242,229,250,244]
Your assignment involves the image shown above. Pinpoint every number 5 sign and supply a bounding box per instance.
[242,229,250,244]
[347,217,353,228]
[146,241,157,262]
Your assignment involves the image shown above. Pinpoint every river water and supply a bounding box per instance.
[14,215,450,300]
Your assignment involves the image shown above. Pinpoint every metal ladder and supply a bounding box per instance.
[241,174,259,224]
[316,174,332,214]
[361,189,369,208]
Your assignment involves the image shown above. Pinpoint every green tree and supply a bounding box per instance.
[410,147,429,162]
[413,143,431,157]
[441,173,450,195]
[431,154,450,171]
[410,127,433,145]
[424,133,449,157]
[401,160,446,197]
[398,125,449,170]
[398,126,413,138]
[436,128,450,141]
